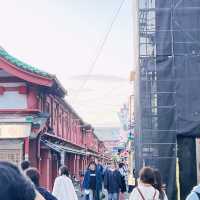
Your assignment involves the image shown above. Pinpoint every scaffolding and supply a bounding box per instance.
[134,0,200,199]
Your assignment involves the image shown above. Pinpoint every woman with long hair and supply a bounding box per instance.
[53,165,78,200]
[153,169,168,200]
[129,167,159,200]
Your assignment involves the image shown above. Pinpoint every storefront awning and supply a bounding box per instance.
[41,139,86,155]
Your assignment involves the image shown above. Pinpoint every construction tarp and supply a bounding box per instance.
[135,0,200,199]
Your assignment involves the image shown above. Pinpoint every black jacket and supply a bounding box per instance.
[37,187,58,200]
[104,169,122,193]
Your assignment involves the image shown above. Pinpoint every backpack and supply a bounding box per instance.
[195,192,200,199]
[137,187,156,200]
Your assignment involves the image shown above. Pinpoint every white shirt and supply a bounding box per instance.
[129,184,159,200]
[52,175,78,200]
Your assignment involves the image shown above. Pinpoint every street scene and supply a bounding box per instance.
[0,0,200,200]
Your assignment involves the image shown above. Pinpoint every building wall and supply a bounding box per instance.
[36,94,86,148]
[40,149,54,190]
[0,70,100,153]
[0,69,106,191]
[29,139,38,167]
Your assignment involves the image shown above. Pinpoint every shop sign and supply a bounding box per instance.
[0,123,31,138]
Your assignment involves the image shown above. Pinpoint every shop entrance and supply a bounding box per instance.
[0,140,23,166]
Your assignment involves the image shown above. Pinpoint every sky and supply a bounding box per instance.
[0,0,133,127]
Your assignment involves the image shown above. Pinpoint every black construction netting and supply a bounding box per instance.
[135,0,200,199]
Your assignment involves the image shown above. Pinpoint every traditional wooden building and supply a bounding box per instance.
[0,47,107,190]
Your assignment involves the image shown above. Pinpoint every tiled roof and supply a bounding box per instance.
[0,48,52,78]
[95,127,120,141]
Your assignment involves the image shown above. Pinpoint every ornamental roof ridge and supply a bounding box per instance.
[0,48,53,78]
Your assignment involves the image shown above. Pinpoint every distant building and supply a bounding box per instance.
[95,127,121,153]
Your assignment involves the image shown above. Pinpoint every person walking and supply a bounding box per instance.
[95,158,106,199]
[118,163,127,200]
[104,162,122,200]
[153,169,168,200]
[52,165,78,200]
[129,167,159,200]
[26,167,58,200]
[128,169,136,194]
[95,158,104,175]
[83,161,102,200]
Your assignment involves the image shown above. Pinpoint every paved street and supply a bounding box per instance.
[75,185,130,200]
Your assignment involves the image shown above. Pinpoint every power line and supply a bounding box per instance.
[69,80,130,103]
[75,102,122,107]
[75,0,126,99]
[76,93,127,103]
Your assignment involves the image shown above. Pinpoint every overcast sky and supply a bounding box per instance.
[0,0,133,127]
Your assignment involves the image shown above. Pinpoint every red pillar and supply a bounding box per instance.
[76,155,80,178]
[84,157,87,171]
[83,157,86,172]
[40,149,52,191]
[64,153,69,167]
[73,155,77,176]
[69,154,75,176]
[29,139,38,167]
[52,153,58,191]
[79,157,83,175]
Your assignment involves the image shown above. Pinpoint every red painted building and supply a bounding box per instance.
[0,47,107,190]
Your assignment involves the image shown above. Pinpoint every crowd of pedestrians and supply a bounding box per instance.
[81,160,169,200]
[82,159,131,200]
[0,159,172,200]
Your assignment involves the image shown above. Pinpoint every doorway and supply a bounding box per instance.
[177,136,197,199]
